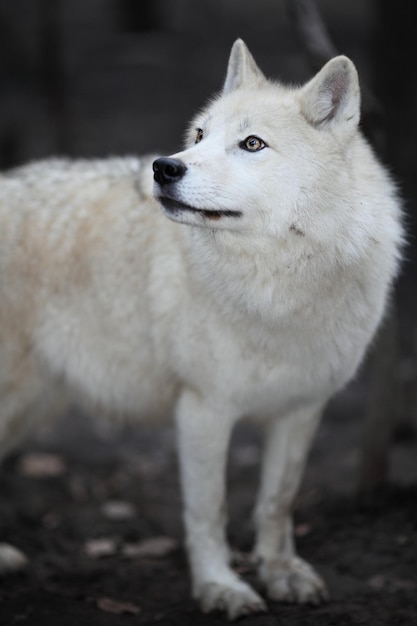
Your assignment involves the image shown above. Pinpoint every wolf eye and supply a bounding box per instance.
[195,128,204,144]
[240,135,267,152]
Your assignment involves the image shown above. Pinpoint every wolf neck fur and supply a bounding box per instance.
[183,225,323,327]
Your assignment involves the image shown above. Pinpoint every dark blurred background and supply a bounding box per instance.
[1,6,417,623]
[0,1,415,238]
[0,0,414,179]
[0,0,416,481]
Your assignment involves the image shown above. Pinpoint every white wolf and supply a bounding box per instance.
[0,40,402,618]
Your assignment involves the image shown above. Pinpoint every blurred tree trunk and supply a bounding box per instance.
[359,307,398,492]
[358,0,417,493]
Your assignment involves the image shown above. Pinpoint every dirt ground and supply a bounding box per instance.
[1,383,417,626]
[1,1,417,625]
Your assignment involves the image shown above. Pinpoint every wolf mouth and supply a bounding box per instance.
[160,197,242,220]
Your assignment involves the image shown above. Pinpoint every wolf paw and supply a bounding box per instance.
[196,579,267,620]
[260,556,328,605]
[0,543,28,574]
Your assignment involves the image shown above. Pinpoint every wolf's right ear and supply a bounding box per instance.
[223,39,266,94]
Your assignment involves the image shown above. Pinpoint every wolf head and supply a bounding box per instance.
[153,39,361,237]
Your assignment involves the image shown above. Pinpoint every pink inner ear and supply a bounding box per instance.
[322,71,347,119]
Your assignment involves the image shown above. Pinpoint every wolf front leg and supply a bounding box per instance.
[175,388,266,620]
[253,404,328,604]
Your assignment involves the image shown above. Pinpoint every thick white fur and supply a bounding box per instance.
[0,40,402,618]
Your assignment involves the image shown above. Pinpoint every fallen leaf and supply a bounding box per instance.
[367,574,414,593]
[101,500,136,521]
[368,574,386,590]
[395,534,409,545]
[84,538,118,559]
[389,578,415,593]
[294,523,312,537]
[97,597,140,615]
[0,543,28,574]
[122,536,178,558]
[389,578,414,591]
[18,453,66,478]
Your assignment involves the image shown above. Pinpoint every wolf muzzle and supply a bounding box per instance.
[153,158,187,186]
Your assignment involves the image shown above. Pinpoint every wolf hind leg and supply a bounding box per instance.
[0,377,65,573]
[253,404,328,604]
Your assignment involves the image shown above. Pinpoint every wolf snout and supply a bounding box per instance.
[153,157,187,186]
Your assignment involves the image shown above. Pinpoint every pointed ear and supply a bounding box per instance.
[300,56,360,130]
[223,39,266,94]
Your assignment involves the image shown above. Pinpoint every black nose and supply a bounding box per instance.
[153,157,187,186]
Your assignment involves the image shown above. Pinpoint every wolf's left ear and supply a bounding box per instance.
[300,56,360,130]
[223,39,266,94]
